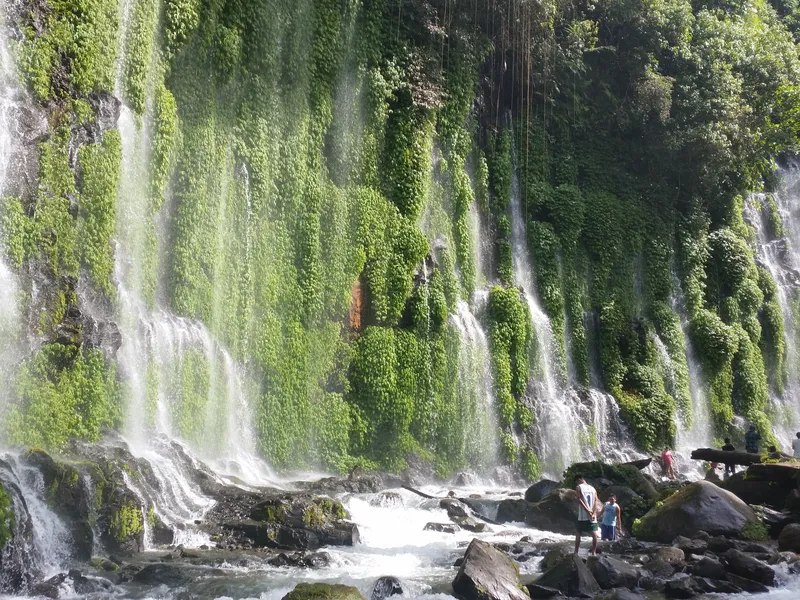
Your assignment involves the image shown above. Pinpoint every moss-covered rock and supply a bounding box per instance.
[633,481,759,543]
[221,493,358,551]
[562,461,660,500]
[0,481,14,550]
[21,449,94,559]
[282,583,365,600]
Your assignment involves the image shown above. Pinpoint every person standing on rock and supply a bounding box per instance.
[574,476,599,556]
[600,494,622,542]
[661,447,676,480]
[722,438,736,478]
[745,424,762,454]
[792,432,800,458]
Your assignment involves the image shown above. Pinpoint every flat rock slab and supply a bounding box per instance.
[452,539,529,600]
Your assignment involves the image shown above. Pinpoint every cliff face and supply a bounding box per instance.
[1,0,800,478]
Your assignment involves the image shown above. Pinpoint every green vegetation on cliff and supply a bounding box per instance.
[3,0,800,474]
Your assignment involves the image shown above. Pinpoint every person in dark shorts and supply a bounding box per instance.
[722,438,736,478]
[574,476,599,556]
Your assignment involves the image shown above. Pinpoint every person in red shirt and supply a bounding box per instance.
[661,447,676,480]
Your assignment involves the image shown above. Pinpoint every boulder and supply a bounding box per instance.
[654,547,685,565]
[540,546,572,571]
[69,570,112,595]
[778,522,800,552]
[424,522,459,534]
[633,481,759,542]
[223,495,358,550]
[132,564,196,587]
[692,578,741,594]
[454,517,488,533]
[598,590,647,600]
[526,583,562,598]
[707,535,736,553]
[663,577,699,598]
[722,548,775,586]
[638,576,666,591]
[297,474,382,495]
[452,539,530,600]
[672,536,707,555]
[640,558,674,578]
[689,557,726,580]
[724,572,770,593]
[369,493,403,508]
[598,486,641,507]
[622,458,652,470]
[534,555,601,598]
[283,583,366,600]
[496,499,529,523]
[586,555,640,589]
[525,480,560,503]
[370,576,403,600]
[441,498,470,520]
[525,489,579,535]
[563,462,660,500]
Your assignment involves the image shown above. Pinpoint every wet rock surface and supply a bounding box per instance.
[452,538,530,600]
[370,576,404,600]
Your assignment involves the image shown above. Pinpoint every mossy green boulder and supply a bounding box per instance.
[562,461,659,500]
[633,481,759,543]
[282,583,365,600]
[0,481,14,550]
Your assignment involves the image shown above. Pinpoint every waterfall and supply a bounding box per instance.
[669,281,713,456]
[506,146,642,475]
[109,6,268,485]
[0,7,21,424]
[450,300,498,471]
[746,168,800,446]
[508,158,576,474]
[0,455,72,583]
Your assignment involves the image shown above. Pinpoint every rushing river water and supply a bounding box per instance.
[1,467,799,600]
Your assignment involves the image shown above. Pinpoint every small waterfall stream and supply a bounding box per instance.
[669,281,713,457]
[450,300,498,470]
[0,455,73,584]
[106,1,274,551]
[0,5,21,422]
[507,152,640,475]
[746,167,800,445]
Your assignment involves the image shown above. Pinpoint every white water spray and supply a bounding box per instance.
[0,6,21,422]
[450,300,498,470]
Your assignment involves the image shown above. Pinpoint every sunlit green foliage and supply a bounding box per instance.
[6,0,800,472]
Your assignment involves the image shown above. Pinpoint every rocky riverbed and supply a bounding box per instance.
[2,438,800,600]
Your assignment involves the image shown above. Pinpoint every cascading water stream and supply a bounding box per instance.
[105,1,274,549]
[506,139,642,475]
[746,170,800,445]
[0,455,72,582]
[668,279,713,457]
[0,5,21,422]
[450,300,498,470]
